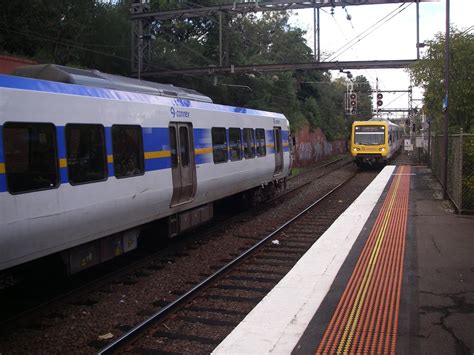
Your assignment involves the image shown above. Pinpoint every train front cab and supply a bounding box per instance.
[351,121,389,167]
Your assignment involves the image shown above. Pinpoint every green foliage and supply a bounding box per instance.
[0,0,130,74]
[463,136,474,209]
[352,75,373,121]
[0,1,354,141]
[409,28,474,133]
[303,97,322,130]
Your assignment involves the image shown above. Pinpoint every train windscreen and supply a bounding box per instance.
[354,125,385,145]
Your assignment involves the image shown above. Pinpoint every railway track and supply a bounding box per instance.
[0,156,363,353]
[0,155,350,325]
[98,169,377,354]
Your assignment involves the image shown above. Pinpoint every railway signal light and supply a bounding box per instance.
[376,93,383,107]
[349,93,357,115]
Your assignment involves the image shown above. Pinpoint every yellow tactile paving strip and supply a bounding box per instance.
[316,165,411,354]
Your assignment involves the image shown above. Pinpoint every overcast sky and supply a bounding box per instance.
[288,0,473,119]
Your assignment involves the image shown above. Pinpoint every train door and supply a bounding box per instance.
[169,122,197,207]
[273,126,283,176]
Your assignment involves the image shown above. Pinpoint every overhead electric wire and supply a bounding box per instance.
[0,23,224,89]
[0,24,129,49]
[326,2,414,104]
[326,3,408,61]
[0,10,338,108]
[0,25,136,66]
[153,7,325,104]
[326,7,377,86]
[460,25,474,35]
[326,3,411,62]
[382,91,406,107]
[1,20,298,106]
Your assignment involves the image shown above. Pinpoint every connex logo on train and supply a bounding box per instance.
[170,107,190,118]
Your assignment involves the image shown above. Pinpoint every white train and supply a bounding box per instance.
[0,64,291,274]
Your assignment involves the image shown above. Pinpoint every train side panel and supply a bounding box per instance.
[0,76,290,271]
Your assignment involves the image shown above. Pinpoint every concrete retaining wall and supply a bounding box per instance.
[293,126,347,167]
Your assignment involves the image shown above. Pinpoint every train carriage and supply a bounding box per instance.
[0,64,291,274]
[351,119,402,167]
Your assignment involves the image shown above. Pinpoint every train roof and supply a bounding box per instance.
[354,118,401,128]
[13,64,213,103]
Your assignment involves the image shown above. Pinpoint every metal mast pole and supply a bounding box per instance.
[376,78,380,118]
[138,21,143,80]
[442,0,450,199]
[416,0,420,59]
[219,12,223,67]
[317,7,320,61]
[313,1,321,62]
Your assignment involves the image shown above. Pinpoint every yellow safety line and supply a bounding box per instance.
[338,169,403,353]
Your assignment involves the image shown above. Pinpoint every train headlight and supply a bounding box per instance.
[353,148,360,152]
[379,147,386,152]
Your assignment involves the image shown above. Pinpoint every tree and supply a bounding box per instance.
[1,2,350,141]
[410,28,474,133]
[0,1,130,74]
[352,75,373,121]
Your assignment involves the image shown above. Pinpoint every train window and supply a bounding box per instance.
[112,125,144,178]
[274,128,282,153]
[354,125,385,145]
[179,126,190,167]
[256,128,266,157]
[3,122,59,194]
[229,128,242,161]
[243,128,256,159]
[212,127,228,163]
[169,126,178,168]
[66,124,107,184]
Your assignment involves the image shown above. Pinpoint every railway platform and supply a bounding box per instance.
[213,165,474,354]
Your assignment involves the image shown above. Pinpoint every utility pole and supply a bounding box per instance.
[131,0,151,79]
[442,0,450,199]
[416,0,420,59]
[219,12,223,67]
[313,1,320,62]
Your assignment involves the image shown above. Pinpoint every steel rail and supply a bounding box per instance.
[98,171,356,354]
[1,156,347,331]
[287,155,349,182]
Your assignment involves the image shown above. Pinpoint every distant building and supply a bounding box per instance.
[0,55,37,74]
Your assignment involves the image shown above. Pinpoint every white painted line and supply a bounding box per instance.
[212,165,396,355]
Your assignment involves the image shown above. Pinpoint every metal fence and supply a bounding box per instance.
[427,131,474,214]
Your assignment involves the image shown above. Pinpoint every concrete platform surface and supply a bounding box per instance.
[212,166,474,354]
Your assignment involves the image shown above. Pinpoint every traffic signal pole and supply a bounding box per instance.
[375,78,380,118]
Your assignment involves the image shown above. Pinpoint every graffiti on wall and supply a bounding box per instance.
[293,126,347,167]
